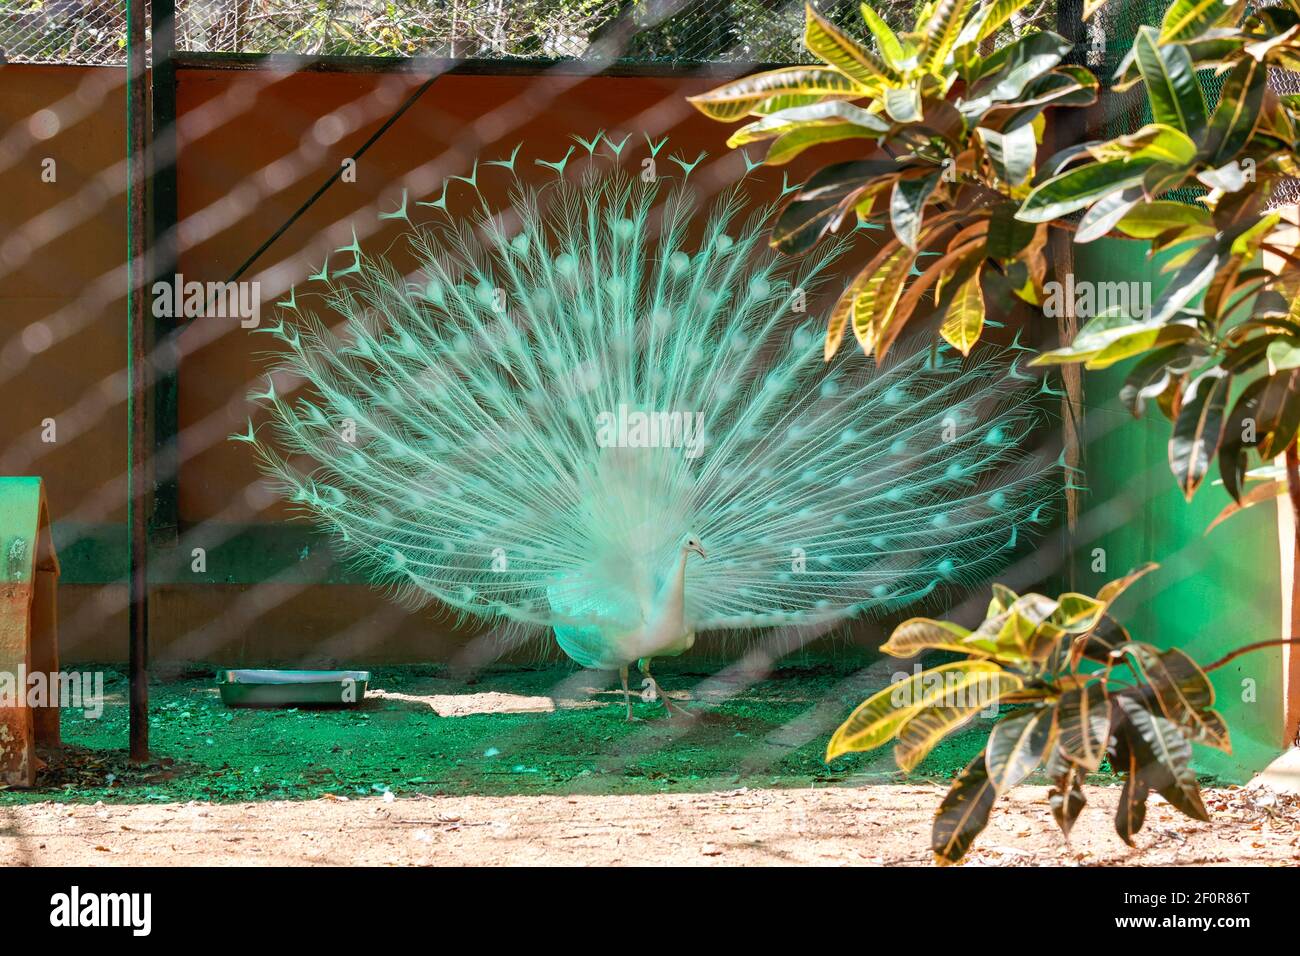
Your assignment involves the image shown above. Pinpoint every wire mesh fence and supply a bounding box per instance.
[1088,0,1300,206]
[3,2,1295,200]
[0,1,1137,68]
[0,0,932,65]
[0,0,128,64]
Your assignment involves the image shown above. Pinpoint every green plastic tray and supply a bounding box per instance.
[216,669,370,708]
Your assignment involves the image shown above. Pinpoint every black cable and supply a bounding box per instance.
[226,73,440,284]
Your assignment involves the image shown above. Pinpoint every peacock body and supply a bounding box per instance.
[243,139,1055,715]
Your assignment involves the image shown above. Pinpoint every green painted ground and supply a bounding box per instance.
[0,659,1068,804]
[0,659,1157,806]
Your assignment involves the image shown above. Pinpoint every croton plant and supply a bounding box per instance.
[1025,1,1300,529]
[690,0,1300,867]
[694,1,1300,529]
[826,565,1235,865]
[688,0,1098,360]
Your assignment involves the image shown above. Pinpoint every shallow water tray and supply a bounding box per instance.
[217,669,370,708]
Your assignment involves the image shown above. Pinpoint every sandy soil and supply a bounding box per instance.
[3,783,1297,866]
[3,663,1297,866]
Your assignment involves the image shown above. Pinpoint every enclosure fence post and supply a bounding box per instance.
[126,0,151,763]
[1265,208,1300,747]
[150,0,181,548]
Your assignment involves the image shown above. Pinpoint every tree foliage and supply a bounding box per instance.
[690,1,1098,359]
[1027,2,1300,523]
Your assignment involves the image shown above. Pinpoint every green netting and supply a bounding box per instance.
[1091,1,1249,203]
[1094,0,1168,138]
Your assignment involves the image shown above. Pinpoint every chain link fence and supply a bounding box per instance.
[5,1,1291,200]
[1089,0,1299,206]
[0,0,128,64]
[0,0,935,65]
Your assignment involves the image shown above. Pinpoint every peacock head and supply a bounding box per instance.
[683,535,707,560]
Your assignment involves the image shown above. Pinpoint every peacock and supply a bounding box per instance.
[238,136,1056,719]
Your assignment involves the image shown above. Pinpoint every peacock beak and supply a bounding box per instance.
[690,544,707,560]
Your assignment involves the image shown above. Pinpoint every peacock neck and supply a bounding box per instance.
[654,550,690,630]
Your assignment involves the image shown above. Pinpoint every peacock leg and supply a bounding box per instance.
[641,659,694,719]
[619,665,635,721]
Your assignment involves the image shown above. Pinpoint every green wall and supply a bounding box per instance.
[1073,240,1286,783]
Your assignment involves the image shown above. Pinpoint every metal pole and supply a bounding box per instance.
[126,0,150,762]
[151,0,180,548]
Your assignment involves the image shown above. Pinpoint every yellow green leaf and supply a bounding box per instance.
[1052,592,1105,631]
[1097,562,1158,604]
[825,660,1002,760]
[686,67,869,122]
[805,3,896,86]
[765,123,882,165]
[1160,0,1237,44]
[727,100,889,147]
[920,0,977,72]
[880,617,988,658]
[987,582,1018,617]
[859,2,912,71]
[939,268,985,354]
[849,243,916,356]
[895,670,1024,771]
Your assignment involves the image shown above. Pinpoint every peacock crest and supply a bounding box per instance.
[238,133,1058,691]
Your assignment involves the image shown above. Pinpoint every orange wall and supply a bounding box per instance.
[0,63,885,664]
[0,65,129,526]
[172,66,830,524]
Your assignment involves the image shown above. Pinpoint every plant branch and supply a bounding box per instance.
[1204,638,1300,672]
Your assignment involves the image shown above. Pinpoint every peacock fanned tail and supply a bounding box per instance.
[243,143,1058,652]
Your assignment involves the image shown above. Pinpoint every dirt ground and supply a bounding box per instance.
[4,784,1298,866]
[2,662,1297,866]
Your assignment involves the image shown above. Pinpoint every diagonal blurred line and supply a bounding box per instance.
[225,72,443,284]
[12,7,1206,754]
[2,2,731,428]
[0,89,710,486]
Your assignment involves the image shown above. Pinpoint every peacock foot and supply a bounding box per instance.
[644,678,695,720]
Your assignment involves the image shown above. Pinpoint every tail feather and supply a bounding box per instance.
[247,153,1059,644]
